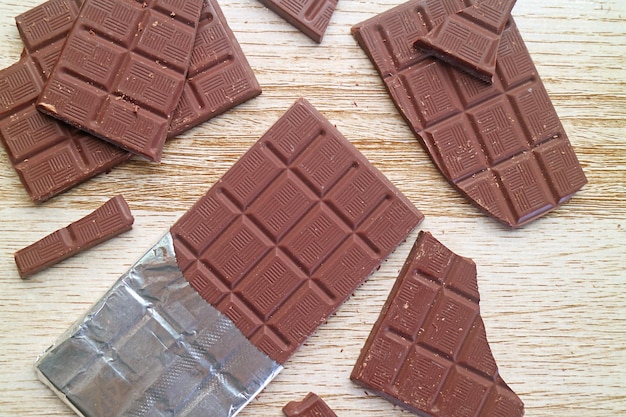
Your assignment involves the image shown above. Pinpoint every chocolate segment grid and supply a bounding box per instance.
[257,0,338,43]
[0,0,131,203]
[169,0,262,136]
[15,195,134,278]
[351,231,524,416]
[36,0,205,161]
[414,0,516,82]
[352,0,586,227]
[171,98,423,364]
[283,392,338,417]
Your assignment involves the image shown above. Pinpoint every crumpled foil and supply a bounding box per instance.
[36,232,282,417]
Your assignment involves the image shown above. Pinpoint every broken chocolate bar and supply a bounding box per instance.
[0,0,132,203]
[283,392,338,417]
[415,0,517,82]
[351,231,524,416]
[170,97,424,364]
[352,0,586,227]
[35,99,422,417]
[36,0,205,161]
[256,0,338,43]
[15,195,134,279]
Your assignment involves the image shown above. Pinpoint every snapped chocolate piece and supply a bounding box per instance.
[0,0,131,203]
[15,195,134,279]
[257,0,338,43]
[352,0,586,227]
[169,0,262,136]
[351,231,524,416]
[170,98,423,364]
[415,0,517,82]
[36,0,205,161]
[283,392,338,417]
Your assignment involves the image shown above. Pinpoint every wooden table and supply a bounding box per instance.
[0,0,624,415]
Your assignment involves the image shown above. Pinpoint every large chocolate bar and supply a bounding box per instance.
[0,0,131,203]
[351,231,524,416]
[415,0,517,82]
[36,0,205,161]
[170,98,423,364]
[352,0,586,227]
[283,392,338,417]
[15,195,133,279]
[257,0,338,43]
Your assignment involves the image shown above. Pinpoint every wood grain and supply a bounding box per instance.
[0,0,624,416]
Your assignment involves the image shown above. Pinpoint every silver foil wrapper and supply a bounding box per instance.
[36,232,282,417]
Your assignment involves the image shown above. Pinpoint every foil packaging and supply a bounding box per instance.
[36,232,282,417]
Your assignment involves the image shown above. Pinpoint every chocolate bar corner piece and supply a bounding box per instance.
[352,0,586,227]
[170,97,423,365]
[15,195,134,279]
[351,231,524,417]
[257,0,338,43]
[283,392,338,417]
[414,0,517,83]
[36,0,205,161]
[168,0,262,137]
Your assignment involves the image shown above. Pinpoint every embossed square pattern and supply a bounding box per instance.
[352,0,586,227]
[257,0,338,43]
[351,231,524,417]
[36,0,205,161]
[171,98,423,364]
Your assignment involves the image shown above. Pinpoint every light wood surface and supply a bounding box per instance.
[0,0,624,416]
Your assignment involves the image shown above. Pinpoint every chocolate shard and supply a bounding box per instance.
[256,0,338,43]
[283,392,338,417]
[351,231,524,417]
[170,98,423,364]
[168,0,262,137]
[414,0,517,82]
[0,0,132,203]
[352,0,586,228]
[15,195,134,279]
[36,0,205,161]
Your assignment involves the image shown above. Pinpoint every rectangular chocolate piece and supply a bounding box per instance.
[283,392,338,417]
[352,0,586,227]
[168,0,262,136]
[36,0,205,161]
[257,0,338,43]
[414,0,517,82]
[170,98,423,364]
[351,231,524,417]
[0,0,132,203]
[15,195,134,278]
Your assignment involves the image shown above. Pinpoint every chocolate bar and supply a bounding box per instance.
[415,0,516,82]
[351,231,524,416]
[1,0,261,201]
[0,0,132,203]
[15,195,133,279]
[36,0,205,161]
[283,392,338,417]
[257,0,338,43]
[170,97,424,364]
[352,0,586,227]
[36,99,422,417]
[168,0,262,136]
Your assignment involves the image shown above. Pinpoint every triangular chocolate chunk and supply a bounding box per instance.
[415,0,517,82]
[351,231,524,416]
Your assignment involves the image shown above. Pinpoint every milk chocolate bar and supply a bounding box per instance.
[257,0,338,43]
[415,0,516,82]
[170,97,423,364]
[283,392,338,417]
[37,0,205,161]
[351,231,524,416]
[352,0,586,227]
[15,195,133,279]
[0,0,131,202]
